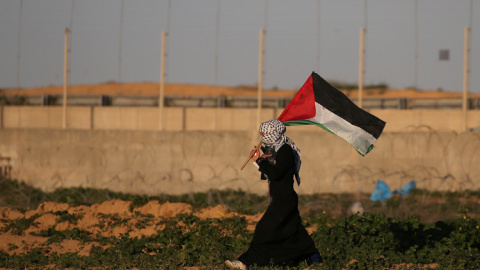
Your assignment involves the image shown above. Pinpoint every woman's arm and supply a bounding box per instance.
[256,145,295,180]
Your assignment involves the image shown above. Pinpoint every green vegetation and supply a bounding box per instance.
[0,214,39,235]
[3,212,480,269]
[54,210,83,225]
[2,177,480,269]
[0,178,270,215]
[37,228,93,245]
[313,212,480,269]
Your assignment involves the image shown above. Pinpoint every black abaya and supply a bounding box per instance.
[238,144,319,267]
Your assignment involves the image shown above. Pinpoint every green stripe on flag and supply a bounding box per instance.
[283,120,336,135]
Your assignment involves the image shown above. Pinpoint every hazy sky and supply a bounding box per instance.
[0,0,478,93]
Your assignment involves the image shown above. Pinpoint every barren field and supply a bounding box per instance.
[0,200,262,259]
[3,175,479,269]
[0,197,443,270]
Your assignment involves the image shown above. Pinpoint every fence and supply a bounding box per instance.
[2,94,480,110]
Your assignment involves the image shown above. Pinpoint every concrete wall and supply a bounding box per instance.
[0,129,479,195]
[2,106,480,132]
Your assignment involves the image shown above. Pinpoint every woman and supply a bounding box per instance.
[226,119,322,269]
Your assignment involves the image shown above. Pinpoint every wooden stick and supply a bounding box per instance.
[240,141,263,170]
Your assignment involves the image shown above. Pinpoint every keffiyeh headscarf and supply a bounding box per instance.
[259,119,302,185]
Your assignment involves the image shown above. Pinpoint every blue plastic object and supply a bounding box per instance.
[394,180,416,196]
[370,180,392,202]
[370,180,417,201]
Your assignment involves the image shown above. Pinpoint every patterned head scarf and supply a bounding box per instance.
[259,119,286,147]
[259,119,302,185]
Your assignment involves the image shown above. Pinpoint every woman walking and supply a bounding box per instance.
[226,119,322,269]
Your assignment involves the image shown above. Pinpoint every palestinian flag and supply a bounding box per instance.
[278,72,386,156]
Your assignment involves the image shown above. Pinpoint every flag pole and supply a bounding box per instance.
[245,29,264,170]
[358,27,364,109]
[159,31,166,130]
[240,141,263,170]
[257,29,264,128]
[63,27,69,129]
[462,26,469,132]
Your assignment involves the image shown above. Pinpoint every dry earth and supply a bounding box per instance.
[0,200,438,270]
[0,200,265,258]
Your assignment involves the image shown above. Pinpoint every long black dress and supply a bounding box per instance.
[238,144,319,267]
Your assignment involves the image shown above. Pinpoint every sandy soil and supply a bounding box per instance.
[0,199,441,270]
[0,200,266,258]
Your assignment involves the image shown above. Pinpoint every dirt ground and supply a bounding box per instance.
[0,200,441,270]
[0,200,267,258]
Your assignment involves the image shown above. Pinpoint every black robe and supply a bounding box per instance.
[238,144,319,267]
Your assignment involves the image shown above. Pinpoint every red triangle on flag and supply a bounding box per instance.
[278,74,316,122]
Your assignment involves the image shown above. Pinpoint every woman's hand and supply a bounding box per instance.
[250,146,272,162]
[250,146,260,162]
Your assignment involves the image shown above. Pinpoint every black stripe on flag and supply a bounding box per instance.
[311,72,386,139]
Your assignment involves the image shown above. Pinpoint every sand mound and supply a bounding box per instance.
[194,204,230,219]
[90,199,132,215]
[0,207,23,220]
[134,201,192,217]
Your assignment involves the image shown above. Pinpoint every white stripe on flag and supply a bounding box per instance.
[309,102,377,155]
